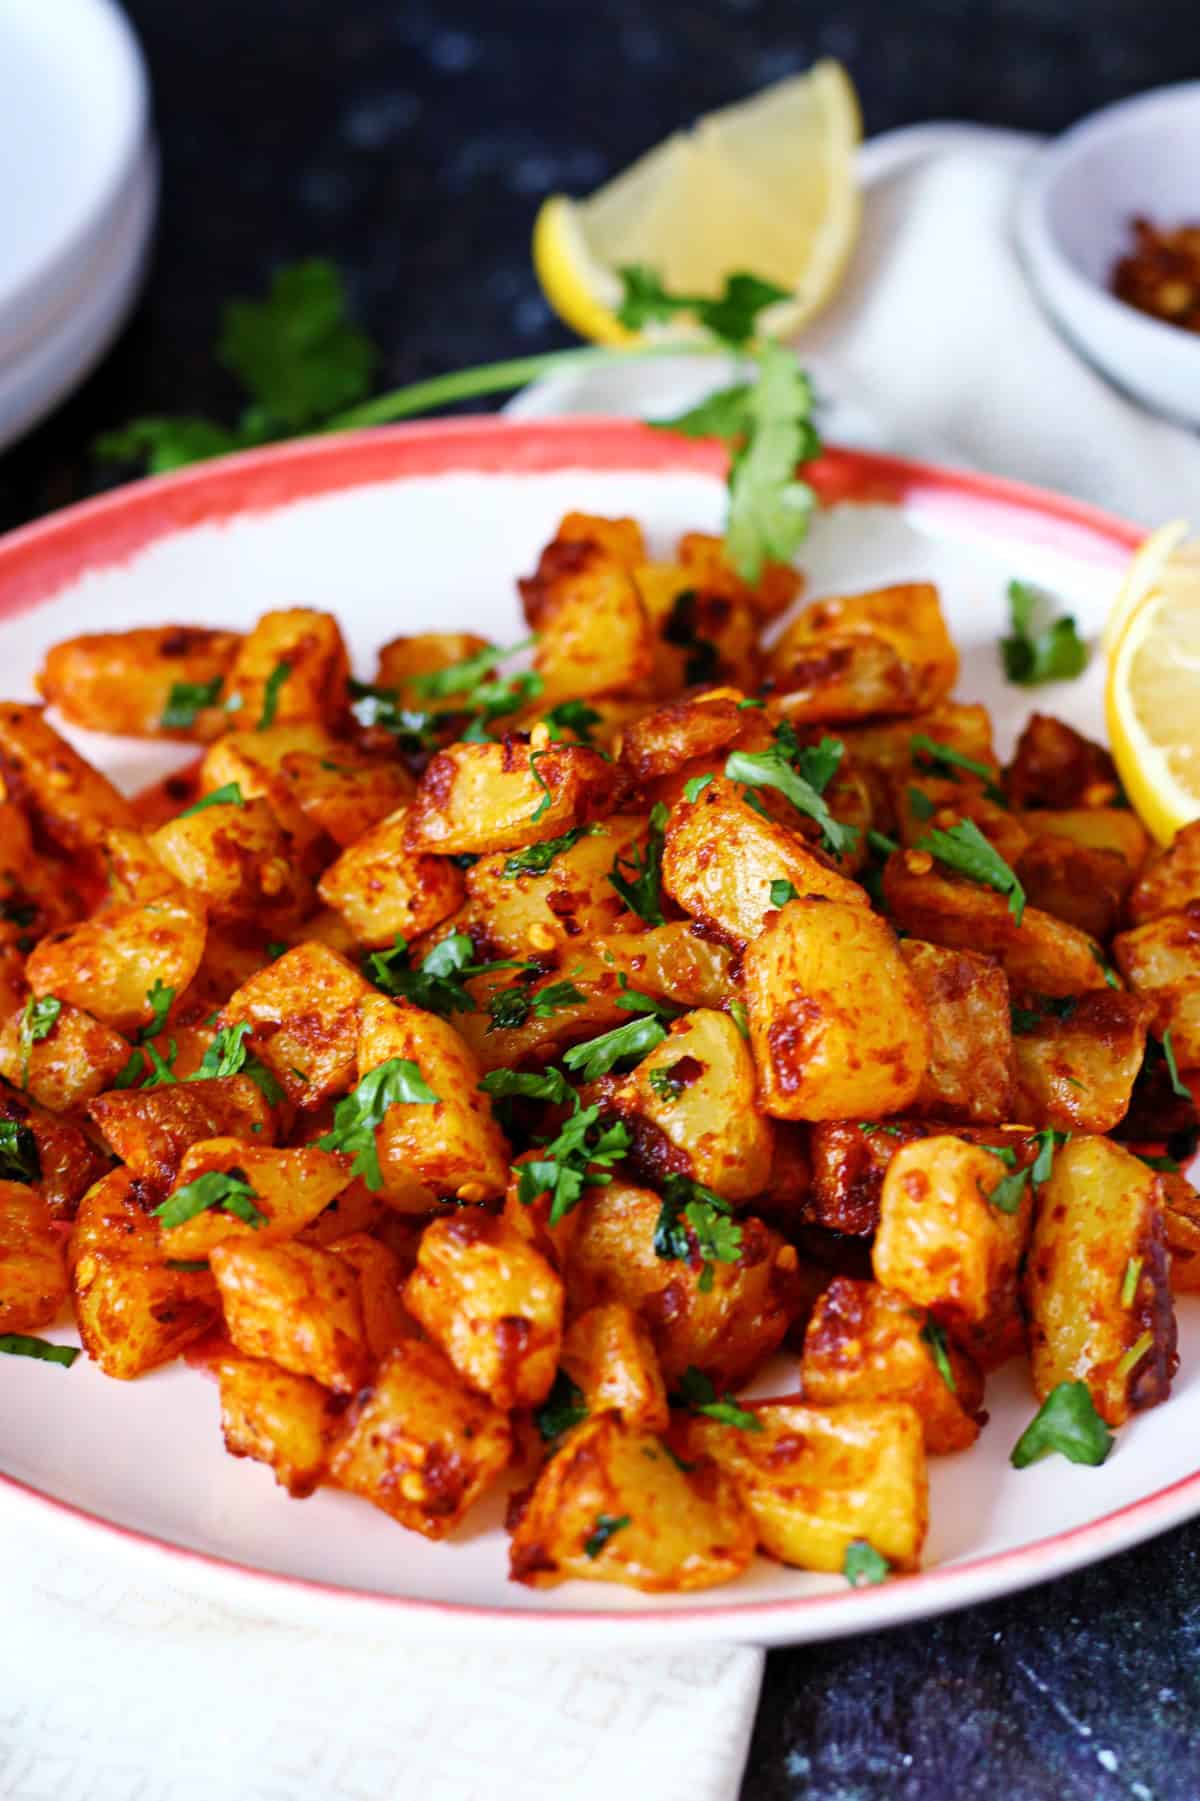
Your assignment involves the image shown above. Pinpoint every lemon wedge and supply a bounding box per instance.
[1106,522,1200,844]
[533,60,862,346]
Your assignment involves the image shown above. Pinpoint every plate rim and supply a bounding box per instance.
[3,413,1181,1647]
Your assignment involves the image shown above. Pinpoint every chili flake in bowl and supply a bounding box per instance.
[1113,218,1200,335]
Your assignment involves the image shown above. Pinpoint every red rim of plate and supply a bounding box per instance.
[0,414,1174,1643]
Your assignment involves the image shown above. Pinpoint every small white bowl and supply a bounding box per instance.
[1017,81,1200,427]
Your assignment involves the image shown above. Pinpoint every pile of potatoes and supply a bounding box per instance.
[0,507,1195,1594]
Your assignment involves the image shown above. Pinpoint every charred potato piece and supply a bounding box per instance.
[0,1179,68,1331]
[1025,1135,1176,1426]
[0,1079,108,1221]
[37,626,242,741]
[214,1348,343,1497]
[676,530,802,620]
[219,941,374,1107]
[901,939,1013,1124]
[768,584,956,724]
[1161,1170,1200,1294]
[317,805,465,948]
[276,748,414,850]
[460,813,648,959]
[509,1410,755,1591]
[520,516,645,625]
[0,704,138,855]
[592,924,734,1011]
[743,897,928,1121]
[1006,713,1118,810]
[456,956,636,1076]
[151,797,314,926]
[70,1169,217,1378]
[223,608,349,730]
[209,1238,372,1393]
[559,1302,670,1432]
[1027,806,1149,870]
[1010,991,1152,1132]
[0,1001,134,1114]
[619,691,745,784]
[405,741,616,855]
[1129,821,1200,926]
[1113,911,1200,1067]
[327,1231,411,1361]
[531,542,656,703]
[26,891,206,1038]
[1014,834,1132,941]
[160,1139,352,1260]
[404,1212,563,1408]
[89,1075,276,1196]
[329,1338,512,1538]
[199,725,334,865]
[689,1400,928,1572]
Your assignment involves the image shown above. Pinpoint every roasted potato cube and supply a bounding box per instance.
[220,941,373,1106]
[199,725,333,864]
[895,775,1031,867]
[405,741,615,855]
[0,1001,133,1113]
[375,631,492,707]
[566,1180,800,1388]
[807,1119,937,1236]
[26,891,206,1037]
[0,704,137,854]
[70,1169,217,1378]
[874,1135,1029,1362]
[1006,713,1118,810]
[37,626,242,740]
[1025,1135,1176,1425]
[557,511,646,568]
[559,1302,670,1432]
[531,542,655,703]
[592,924,734,1010]
[1014,834,1132,940]
[1161,1170,1200,1294]
[1129,822,1200,925]
[844,703,998,786]
[676,530,802,620]
[209,1238,371,1393]
[743,897,928,1120]
[150,797,314,926]
[801,1276,984,1453]
[89,1075,276,1196]
[619,691,745,784]
[1011,991,1152,1132]
[602,1008,774,1202]
[214,1348,342,1497]
[457,958,635,1075]
[1113,912,1200,1067]
[223,608,349,730]
[689,1400,928,1572]
[883,849,1109,997]
[1029,806,1149,870]
[359,993,510,1201]
[0,1180,68,1331]
[901,939,1012,1124]
[508,1410,754,1591]
[160,1139,352,1260]
[330,1338,512,1538]
[317,805,465,947]
[519,522,645,629]
[327,1231,411,1361]
[277,747,414,848]
[459,813,648,958]
[0,1079,108,1221]
[768,584,956,724]
[663,778,867,947]
[404,1212,563,1408]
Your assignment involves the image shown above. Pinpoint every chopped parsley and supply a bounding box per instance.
[648,1062,689,1102]
[583,1512,632,1559]
[542,699,602,743]
[409,635,533,701]
[1161,1030,1190,1100]
[347,679,440,753]
[154,1166,267,1231]
[161,676,223,730]
[316,1058,438,1189]
[179,782,245,819]
[256,660,292,729]
[653,1173,743,1291]
[365,932,529,1018]
[843,1540,891,1587]
[1010,996,1077,1035]
[769,879,798,907]
[18,995,61,1083]
[479,1065,575,1108]
[1001,581,1089,687]
[1010,1380,1113,1468]
[0,1120,40,1184]
[0,1334,80,1368]
[617,265,788,344]
[916,819,1026,924]
[725,726,857,860]
[910,733,1005,803]
[608,803,669,926]
[907,785,936,821]
[534,1371,588,1442]
[920,1318,957,1392]
[502,824,598,879]
[984,1128,1066,1214]
[683,773,714,803]
[140,980,175,1043]
[674,1365,763,1431]
[1121,1256,1143,1308]
[515,1099,630,1225]
[562,1013,669,1082]
[189,1020,285,1105]
[867,829,899,857]
[528,749,554,824]
[728,999,750,1040]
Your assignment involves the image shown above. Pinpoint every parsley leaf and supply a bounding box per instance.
[617,266,788,345]
[608,803,669,926]
[542,699,602,743]
[910,733,1004,802]
[485,978,583,1034]
[516,1102,629,1225]
[654,1173,743,1291]
[410,636,533,701]
[189,1020,285,1105]
[920,1318,957,1392]
[683,773,714,803]
[984,1127,1066,1213]
[316,1058,438,1190]
[583,1512,632,1559]
[365,932,527,1018]
[723,342,820,584]
[0,1334,80,1368]
[563,1014,668,1082]
[140,980,174,1043]
[179,782,244,819]
[843,1540,891,1587]
[1161,1030,1190,1100]
[1001,581,1089,686]
[0,1120,40,1184]
[1121,1256,1143,1308]
[1010,1380,1113,1468]
[534,1370,588,1442]
[141,1041,179,1088]
[502,825,597,879]
[154,1166,266,1232]
[654,381,756,442]
[674,1365,763,1431]
[479,1066,575,1107]
[725,728,857,860]
[917,819,1026,924]
[257,660,292,730]
[161,677,223,730]
[769,879,798,907]
[18,995,61,1084]
[219,258,377,432]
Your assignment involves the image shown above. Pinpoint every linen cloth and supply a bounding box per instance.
[4,125,1200,1801]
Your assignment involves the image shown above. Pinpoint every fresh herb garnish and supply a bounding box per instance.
[154,1166,267,1231]
[141,1041,179,1088]
[920,1318,957,1392]
[257,660,292,730]
[140,980,174,1043]
[859,1121,904,1138]
[843,1540,890,1587]
[0,1120,40,1184]
[189,1020,285,1105]
[725,726,856,860]
[542,699,602,743]
[534,1370,588,1442]
[917,819,1026,924]
[907,785,936,822]
[583,1512,632,1559]
[515,1101,630,1225]
[683,773,714,803]
[1115,1330,1154,1383]
[562,1013,669,1082]
[867,829,899,858]
[728,999,750,1040]
[674,1365,763,1431]
[1121,1256,1143,1308]
[0,1334,80,1368]
[608,802,669,926]
[479,1066,575,1107]
[769,879,798,907]
[1010,1381,1113,1468]
[617,266,789,343]
[1161,1030,1190,1100]
[347,679,441,753]
[179,782,245,819]
[910,733,1005,803]
[502,824,598,879]
[663,589,721,684]
[985,1127,1065,1214]
[161,676,223,730]
[365,932,528,1018]
[18,995,61,1084]
[1001,581,1089,686]
[316,1058,438,1190]
[653,1174,743,1291]
[648,1063,688,1102]
[1010,996,1077,1034]
[1135,1152,1181,1173]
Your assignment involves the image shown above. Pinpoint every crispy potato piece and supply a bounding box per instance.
[558,512,646,567]
[405,741,616,855]
[1006,713,1118,810]
[690,1400,928,1572]
[1011,991,1152,1132]
[0,704,137,854]
[0,1079,108,1221]
[0,801,83,943]
[1113,911,1200,1067]
[663,779,866,948]
[806,1120,1038,1238]
[1025,1136,1176,1425]
[160,1138,352,1259]
[802,1277,983,1453]
[743,897,928,1121]
[223,608,349,730]
[602,1008,774,1202]
[404,1213,563,1408]
[330,1338,512,1538]
[327,1231,411,1361]
[0,1180,68,1331]
[676,530,802,620]
[844,703,998,787]
[26,890,206,1037]
[1129,821,1200,926]
[0,1001,133,1114]
[150,797,314,926]
[520,524,645,629]
[1161,1170,1200,1294]
[874,1135,1029,1363]
[648,585,760,695]
[199,725,334,865]
[456,956,635,1075]
[37,626,241,741]
[502,1160,582,1274]
[592,924,734,1011]
[375,631,492,707]
[88,1075,276,1196]
[101,828,183,905]
[276,748,414,848]
[559,1302,670,1432]
[317,805,465,948]
[1029,806,1150,870]
[220,941,373,1107]
[895,773,1031,867]
[566,1179,800,1388]
[459,814,646,958]
[1015,834,1132,940]
[531,543,656,703]
[70,1168,217,1378]
[509,1411,754,1591]
[210,1238,371,1393]
[901,940,1013,1124]
[358,993,510,1203]
[214,1347,342,1497]
[619,691,745,784]
[768,584,956,724]
[883,850,1109,997]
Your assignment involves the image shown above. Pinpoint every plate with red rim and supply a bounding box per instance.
[0,414,1195,1648]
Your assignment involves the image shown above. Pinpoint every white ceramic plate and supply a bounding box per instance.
[0,418,1194,1648]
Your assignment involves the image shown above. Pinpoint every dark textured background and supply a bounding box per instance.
[5,2,1200,1794]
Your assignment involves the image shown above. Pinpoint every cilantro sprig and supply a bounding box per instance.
[653,1174,743,1292]
[0,1120,40,1184]
[1001,581,1089,686]
[725,725,856,859]
[154,1166,267,1232]
[316,1058,438,1190]
[161,676,223,731]
[674,1366,762,1431]
[617,266,789,343]
[916,819,1026,924]
[608,803,669,926]
[1010,1380,1113,1468]
[365,932,529,1018]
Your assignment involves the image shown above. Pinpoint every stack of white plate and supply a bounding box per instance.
[0,0,157,453]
